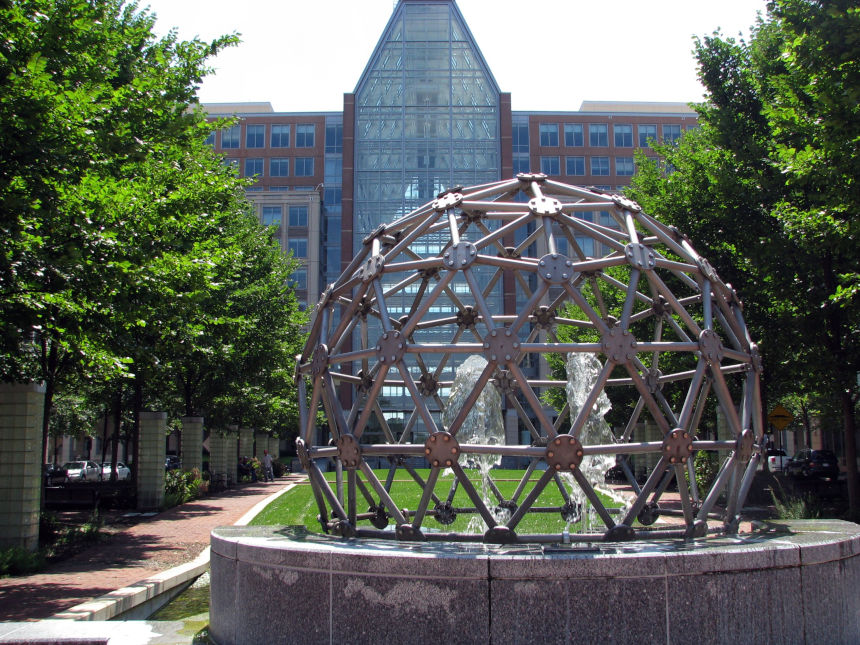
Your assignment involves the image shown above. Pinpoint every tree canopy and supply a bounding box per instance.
[628,0,859,517]
[0,0,307,458]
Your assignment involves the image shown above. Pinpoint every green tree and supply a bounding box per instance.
[629,0,860,518]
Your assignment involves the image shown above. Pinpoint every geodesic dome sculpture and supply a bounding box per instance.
[295,174,763,543]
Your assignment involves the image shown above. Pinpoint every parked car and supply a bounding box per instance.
[101,461,131,481]
[62,460,100,482]
[785,449,839,482]
[165,455,181,471]
[43,463,67,486]
[765,449,789,473]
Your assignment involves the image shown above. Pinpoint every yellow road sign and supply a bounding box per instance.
[768,405,794,430]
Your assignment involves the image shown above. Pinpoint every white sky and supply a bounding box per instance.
[142,0,767,113]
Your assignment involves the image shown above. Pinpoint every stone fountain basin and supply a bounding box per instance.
[210,520,860,645]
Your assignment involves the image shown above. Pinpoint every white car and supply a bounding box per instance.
[101,461,131,481]
[766,449,789,473]
[63,460,100,482]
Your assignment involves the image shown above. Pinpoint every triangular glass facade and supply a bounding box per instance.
[353,0,501,248]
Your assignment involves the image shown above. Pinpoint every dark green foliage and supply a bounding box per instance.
[628,0,860,519]
[0,0,307,455]
[0,546,46,577]
[164,468,204,508]
[271,459,287,478]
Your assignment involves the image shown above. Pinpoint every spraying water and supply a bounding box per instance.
[442,355,505,531]
[564,352,617,532]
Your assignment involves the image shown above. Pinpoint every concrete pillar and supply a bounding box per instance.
[137,411,167,511]
[208,431,224,483]
[254,431,263,459]
[0,382,45,551]
[181,416,204,473]
[239,427,254,459]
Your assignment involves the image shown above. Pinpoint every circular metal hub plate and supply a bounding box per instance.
[546,434,584,472]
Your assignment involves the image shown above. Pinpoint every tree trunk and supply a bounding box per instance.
[99,410,109,480]
[131,377,143,484]
[110,389,121,480]
[40,338,58,465]
[841,390,859,522]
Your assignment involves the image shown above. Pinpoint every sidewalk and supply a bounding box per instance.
[0,476,304,622]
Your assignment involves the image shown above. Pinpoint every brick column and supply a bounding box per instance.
[181,416,204,473]
[239,427,254,459]
[0,382,44,551]
[137,411,167,511]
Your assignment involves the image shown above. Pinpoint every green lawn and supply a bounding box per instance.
[250,468,621,535]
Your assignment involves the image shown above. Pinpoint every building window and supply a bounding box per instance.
[614,124,633,147]
[540,156,560,175]
[663,124,682,144]
[591,156,610,176]
[638,124,657,147]
[564,123,583,147]
[291,268,307,291]
[289,205,308,227]
[539,124,559,147]
[325,158,343,178]
[565,156,585,176]
[296,124,315,148]
[261,206,281,226]
[513,156,530,175]
[270,158,289,177]
[295,157,314,176]
[223,158,239,169]
[221,125,240,149]
[512,123,530,154]
[288,239,308,257]
[588,124,608,147]
[616,156,634,176]
[204,130,216,146]
[271,124,290,148]
[325,124,343,153]
[270,186,290,191]
[244,158,263,178]
[246,124,265,148]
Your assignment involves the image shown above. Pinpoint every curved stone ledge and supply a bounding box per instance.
[210,520,860,645]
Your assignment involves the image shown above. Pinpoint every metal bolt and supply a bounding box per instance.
[491,355,497,361]
[425,448,431,455]
[382,332,389,340]
[445,460,452,466]
[555,464,561,471]
[443,435,450,442]
[390,355,396,362]
[562,273,569,279]
[539,260,546,267]
[569,438,575,445]
[569,464,576,470]
[505,354,511,361]
[576,450,583,457]
[450,448,457,454]
[505,329,512,337]
[548,451,555,458]
[546,273,552,279]
[433,460,440,467]
[513,342,520,348]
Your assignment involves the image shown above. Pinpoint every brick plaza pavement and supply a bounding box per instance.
[0,476,303,622]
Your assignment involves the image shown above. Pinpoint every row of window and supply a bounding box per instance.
[211,123,344,151]
[228,157,316,178]
[538,155,635,177]
[538,123,684,148]
[261,205,309,227]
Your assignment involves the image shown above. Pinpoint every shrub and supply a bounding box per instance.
[772,488,821,520]
[0,546,45,577]
[164,468,204,508]
[272,459,287,478]
[688,450,719,494]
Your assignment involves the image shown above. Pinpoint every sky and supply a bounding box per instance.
[141,0,768,113]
